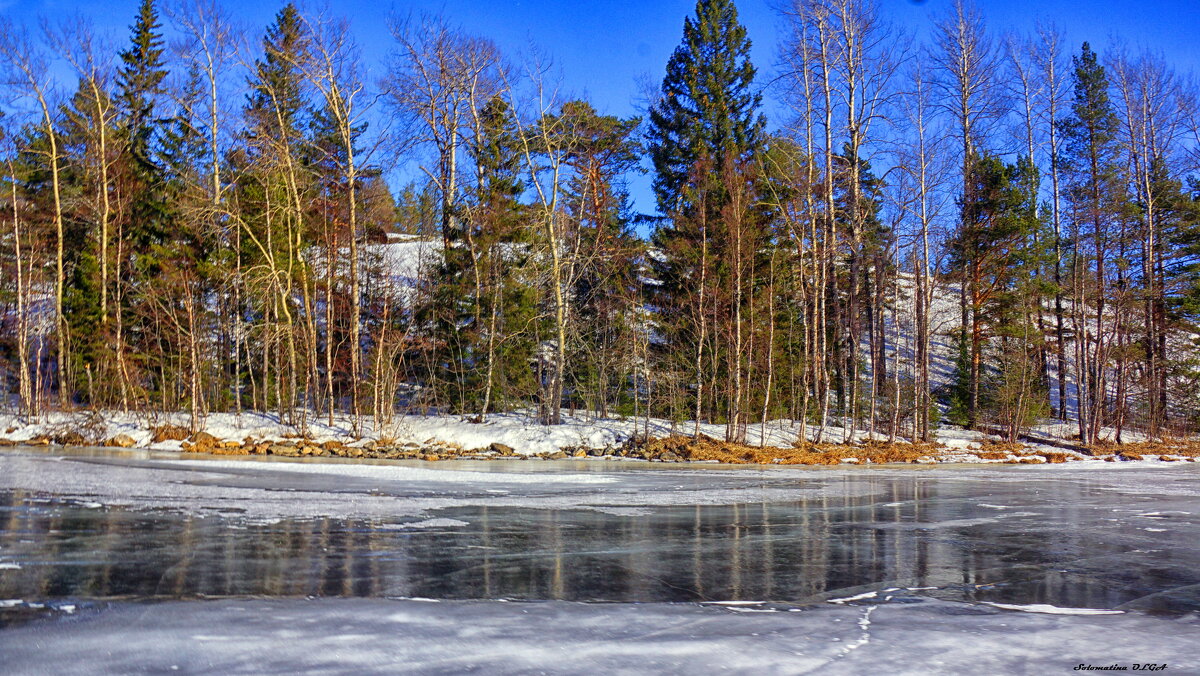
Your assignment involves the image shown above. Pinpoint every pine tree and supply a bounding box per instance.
[228,3,314,416]
[1060,42,1123,443]
[1153,170,1200,429]
[395,180,439,237]
[947,154,1046,431]
[59,82,119,393]
[308,97,374,409]
[470,96,534,414]
[119,0,167,166]
[419,95,533,414]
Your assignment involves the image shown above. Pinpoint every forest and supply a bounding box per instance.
[3,0,1200,447]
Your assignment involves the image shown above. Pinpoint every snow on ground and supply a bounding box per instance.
[0,408,930,454]
[1,406,1194,466]
[0,409,661,454]
[0,597,1195,675]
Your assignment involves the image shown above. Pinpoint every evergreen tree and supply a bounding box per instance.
[470,96,535,412]
[119,0,167,167]
[59,81,118,389]
[1060,42,1124,443]
[117,0,169,250]
[308,97,376,405]
[235,2,310,248]
[420,95,533,414]
[646,0,768,431]
[395,180,439,237]
[247,4,308,150]
[1152,172,1200,428]
[226,3,314,415]
[647,0,763,216]
[946,154,1047,432]
[831,148,893,413]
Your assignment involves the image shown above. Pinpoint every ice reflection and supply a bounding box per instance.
[2,480,1198,615]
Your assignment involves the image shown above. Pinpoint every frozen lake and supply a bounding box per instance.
[2,447,1199,673]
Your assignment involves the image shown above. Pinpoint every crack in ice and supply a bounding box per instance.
[836,605,877,658]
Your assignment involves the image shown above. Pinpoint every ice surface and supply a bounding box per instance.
[3,446,1200,672]
[0,598,1196,675]
[0,449,889,521]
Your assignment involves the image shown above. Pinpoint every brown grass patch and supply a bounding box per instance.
[639,435,941,465]
[151,425,189,443]
[1039,452,1070,464]
[974,451,1011,461]
[977,439,1028,454]
[1085,439,1200,459]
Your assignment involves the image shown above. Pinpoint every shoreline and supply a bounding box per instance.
[3,437,1196,468]
[2,409,1197,467]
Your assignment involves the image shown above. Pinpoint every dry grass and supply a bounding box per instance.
[1079,438,1200,461]
[966,439,1026,462]
[977,440,1027,454]
[151,424,189,443]
[974,451,1011,460]
[1103,439,1200,458]
[639,435,940,465]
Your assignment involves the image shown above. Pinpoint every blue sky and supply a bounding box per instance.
[5,0,1200,215]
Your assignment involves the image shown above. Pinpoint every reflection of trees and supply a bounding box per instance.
[0,479,1145,606]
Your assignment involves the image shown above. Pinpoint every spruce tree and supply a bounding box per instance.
[471,96,534,413]
[647,0,764,215]
[646,0,767,428]
[117,0,169,252]
[59,82,119,390]
[236,2,310,256]
[119,0,167,165]
[1154,168,1200,427]
[246,4,307,148]
[420,95,532,413]
[226,4,312,415]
